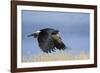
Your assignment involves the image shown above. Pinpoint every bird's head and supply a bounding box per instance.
[48,28,59,38]
[52,30,59,35]
[41,28,59,35]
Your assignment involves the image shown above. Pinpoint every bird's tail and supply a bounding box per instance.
[27,33,38,38]
[27,34,34,37]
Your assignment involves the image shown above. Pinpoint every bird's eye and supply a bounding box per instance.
[52,32,56,35]
[52,30,59,34]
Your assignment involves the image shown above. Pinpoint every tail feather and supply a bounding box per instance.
[27,34,34,37]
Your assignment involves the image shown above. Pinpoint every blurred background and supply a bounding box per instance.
[22,10,90,59]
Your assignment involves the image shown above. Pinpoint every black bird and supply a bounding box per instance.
[28,28,66,53]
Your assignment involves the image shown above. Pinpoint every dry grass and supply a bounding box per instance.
[22,51,89,62]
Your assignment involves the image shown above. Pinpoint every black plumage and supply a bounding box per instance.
[28,28,66,53]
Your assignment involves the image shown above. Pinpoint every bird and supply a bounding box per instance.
[28,28,67,53]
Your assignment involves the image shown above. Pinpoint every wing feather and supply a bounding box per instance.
[38,31,55,53]
[52,35,66,50]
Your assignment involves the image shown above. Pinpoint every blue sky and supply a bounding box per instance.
[22,10,90,57]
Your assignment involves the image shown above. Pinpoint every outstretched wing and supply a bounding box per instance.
[38,31,55,53]
[52,34,66,50]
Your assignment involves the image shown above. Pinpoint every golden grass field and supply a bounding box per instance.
[22,51,89,62]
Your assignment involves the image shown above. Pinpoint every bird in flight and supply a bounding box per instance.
[28,28,67,53]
